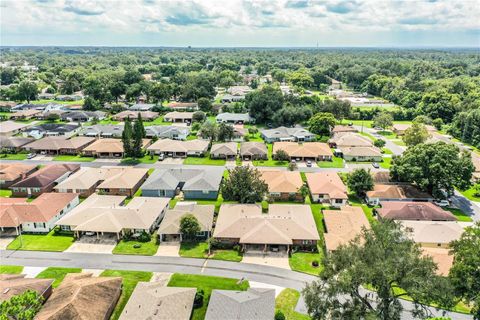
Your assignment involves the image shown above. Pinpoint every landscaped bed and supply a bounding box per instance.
[6,229,75,252]
[36,267,82,288]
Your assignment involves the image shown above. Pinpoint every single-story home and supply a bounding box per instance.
[213,204,319,253]
[141,167,224,199]
[112,111,159,121]
[0,121,31,137]
[205,288,275,320]
[375,201,457,221]
[120,284,196,320]
[79,124,124,138]
[273,142,333,161]
[82,138,151,158]
[400,220,463,248]
[261,126,315,143]
[10,109,42,120]
[366,184,433,206]
[215,112,252,124]
[158,202,214,242]
[0,274,53,304]
[147,139,209,157]
[163,111,194,124]
[220,94,245,103]
[422,247,454,276]
[328,132,373,148]
[331,125,357,134]
[323,206,370,251]
[23,123,81,139]
[0,192,79,234]
[0,163,37,188]
[305,172,348,207]
[60,111,106,122]
[55,167,149,197]
[166,102,199,111]
[227,85,253,96]
[35,273,122,320]
[260,170,304,202]
[129,103,156,111]
[0,136,34,152]
[393,123,436,136]
[239,142,267,160]
[36,109,67,120]
[56,194,170,239]
[23,136,95,155]
[210,142,237,159]
[339,146,383,162]
[145,125,190,140]
[10,164,80,197]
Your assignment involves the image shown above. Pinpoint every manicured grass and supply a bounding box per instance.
[211,249,243,262]
[0,153,28,160]
[100,269,153,320]
[382,148,393,155]
[143,116,172,126]
[348,194,376,224]
[30,99,83,105]
[112,235,159,256]
[358,131,376,141]
[445,208,473,222]
[168,273,249,320]
[253,143,288,167]
[6,229,75,252]
[380,157,392,169]
[184,156,226,166]
[121,154,158,164]
[0,189,12,197]
[459,187,480,202]
[275,288,311,320]
[318,156,344,168]
[179,241,209,258]
[289,251,323,276]
[377,130,397,139]
[36,267,82,288]
[97,118,120,125]
[53,155,95,162]
[0,265,23,274]
[392,139,406,146]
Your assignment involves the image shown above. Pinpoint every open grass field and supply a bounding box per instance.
[36,267,82,288]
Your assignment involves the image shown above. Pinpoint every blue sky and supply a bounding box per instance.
[1,0,479,47]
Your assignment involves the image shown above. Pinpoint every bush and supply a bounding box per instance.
[194,289,204,308]
[312,260,319,267]
[138,231,151,243]
[275,310,286,320]
[233,244,241,252]
[133,244,141,249]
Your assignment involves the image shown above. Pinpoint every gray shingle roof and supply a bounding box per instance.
[80,124,124,137]
[145,125,189,138]
[261,126,314,139]
[216,113,252,122]
[141,167,224,192]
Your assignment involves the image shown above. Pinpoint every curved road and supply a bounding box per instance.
[0,250,472,319]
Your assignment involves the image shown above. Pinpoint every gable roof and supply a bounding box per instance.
[211,142,238,156]
[376,201,456,221]
[83,138,150,153]
[141,167,223,192]
[120,283,196,320]
[261,126,314,139]
[24,136,95,151]
[0,136,34,148]
[239,142,267,156]
[113,111,159,120]
[164,111,194,120]
[24,123,80,134]
[401,221,463,244]
[216,113,252,122]
[323,206,370,251]
[366,184,432,200]
[147,139,209,153]
[331,125,357,133]
[145,125,189,137]
[0,121,31,134]
[340,146,382,157]
[329,132,373,147]
[0,163,37,182]
[158,202,214,234]
[259,170,303,193]
[273,142,332,158]
[305,172,348,199]
[80,124,124,137]
[0,274,54,302]
[205,288,275,320]
[10,164,80,188]
[422,247,454,276]
[61,111,105,119]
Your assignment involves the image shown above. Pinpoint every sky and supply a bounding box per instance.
[1,0,479,47]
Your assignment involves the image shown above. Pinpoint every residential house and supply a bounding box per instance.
[0,163,37,188]
[260,170,304,201]
[0,121,31,137]
[328,132,372,148]
[220,94,245,103]
[0,274,53,303]
[323,206,370,251]
[23,123,81,138]
[60,110,106,122]
[422,247,454,276]
[331,125,357,134]
[166,102,199,111]
[163,111,194,124]
[120,283,196,320]
[400,220,463,248]
[55,93,83,101]
[205,288,275,320]
[55,167,149,197]
[226,85,252,96]
[23,136,95,155]
[210,142,237,159]
[145,125,189,140]
[35,273,122,320]
[232,125,247,141]
[129,103,156,111]
[112,111,159,121]
[340,146,383,162]
[158,202,214,242]
[215,112,252,124]
[239,142,267,160]
[79,124,124,138]
[82,138,151,158]
[141,167,224,199]
[375,201,457,221]
[147,139,209,157]
[0,193,79,234]
[10,164,80,197]
[261,126,315,143]
[36,109,67,120]
[10,109,41,120]
[306,172,348,207]
[273,142,333,161]
[393,123,436,136]
[366,184,433,206]
[56,194,170,239]
[213,204,319,252]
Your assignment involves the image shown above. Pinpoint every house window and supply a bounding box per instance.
[12,188,18,192]
[202,190,209,194]
[302,240,311,245]
[34,222,46,229]
[119,188,127,192]
[271,192,281,197]
[32,188,41,193]
[21,188,27,192]
[335,199,343,204]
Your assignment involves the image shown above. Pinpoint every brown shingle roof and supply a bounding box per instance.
[366,184,432,200]
[305,172,347,199]
[147,138,208,154]
[24,136,95,151]
[0,274,53,302]
[273,142,332,158]
[239,142,267,156]
[376,201,456,221]
[112,111,158,121]
[0,121,31,134]
[83,138,150,153]
[0,163,37,182]
[329,132,373,147]
[259,170,303,193]
[158,202,214,235]
[340,146,382,157]
[331,125,357,133]
[10,164,80,188]
[422,247,454,276]
[323,206,370,251]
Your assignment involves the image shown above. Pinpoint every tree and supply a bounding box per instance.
[108,80,126,103]
[197,97,212,113]
[150,82,170,105]
[449,222,480,320]
[432,118,444,131]
[17,81,37,103]
[217,123,234,142]
[303,221,454,320]
[308,112,336,138]
[122,117,133,157]
[347,168,374,197]
[221,166,268,203]
[0,290,43,320]
[199,121,218,142]
[192,111,206,123]
[274,310,286,320]
[132,114,145,158]
[373,139,386,148]
[275,149,290,161]
[83,96,101,111]
[402,122,431,147]
[245,85,284,124]
[288,162,297,171]
[390,142,474,198]
[298,185,309,201]
[180,214,201,239]
[373,112,393,130]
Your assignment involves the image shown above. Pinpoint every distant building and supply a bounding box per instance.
[261,126,315,143]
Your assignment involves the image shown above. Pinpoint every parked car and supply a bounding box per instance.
[306,160,312,167]
[158,153,165,161]
[27,153,36,159]
[372,162,380,168]
[434,200,450,207]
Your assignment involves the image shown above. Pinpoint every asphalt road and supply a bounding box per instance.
[0,250,473,320]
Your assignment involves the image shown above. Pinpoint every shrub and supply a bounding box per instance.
[312,260,319,267]
[138,231,151,243]
[194,289,204,308]
[275,310,286,320]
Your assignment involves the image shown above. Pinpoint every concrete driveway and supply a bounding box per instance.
[0,237,14,250]
[242,252,290,269]
[162,158,184,165]
[155,242,180,257]
[65,236,117,254]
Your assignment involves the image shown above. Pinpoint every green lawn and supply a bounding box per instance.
[0,265,23,274]
[289,251,323,276]
[112,235,159,256]
[36,267,82,288]
[53,155,95,162]
[168,273,249,320]
[445,208,473,222]
[318,156,344,168]
[275,288,311,320]
[6,229,75,252]
[380,157,392,169]
[211,249,243,262]
[97,118,120,125]
[0,189,12,197]
[348,195,376,224]
[30,99,83,105]
[358,131,376,141]
[253,143,288,167]
[0,153,28,160]
[179,241,243,261]
[184,156,226,166]
[143,116,172,126]
[121,154,159,164]
[100,269,153,320]
[459,187,480,202]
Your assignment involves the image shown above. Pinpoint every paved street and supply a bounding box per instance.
[353,125,406,156]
